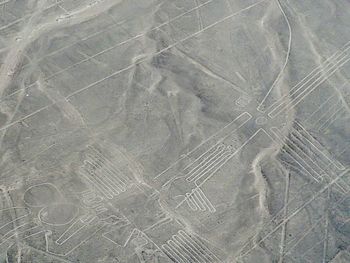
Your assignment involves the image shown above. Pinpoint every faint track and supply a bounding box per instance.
[257,0,292,112]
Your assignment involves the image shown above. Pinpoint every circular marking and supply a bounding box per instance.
[23,183,62,208]
[255,116,267,125]
[39,203,79,226]
[235,96,251,107]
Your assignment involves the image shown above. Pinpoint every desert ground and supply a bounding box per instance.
[0,0,349,262]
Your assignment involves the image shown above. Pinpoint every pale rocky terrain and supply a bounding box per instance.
[0,0,349,262]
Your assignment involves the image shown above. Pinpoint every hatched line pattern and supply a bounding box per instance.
[271,122,348,194]
[162,230,221,263]
[267,41,350,118]
[79,146,131,200]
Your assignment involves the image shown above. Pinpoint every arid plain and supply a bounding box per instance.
[0,0,350,262]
